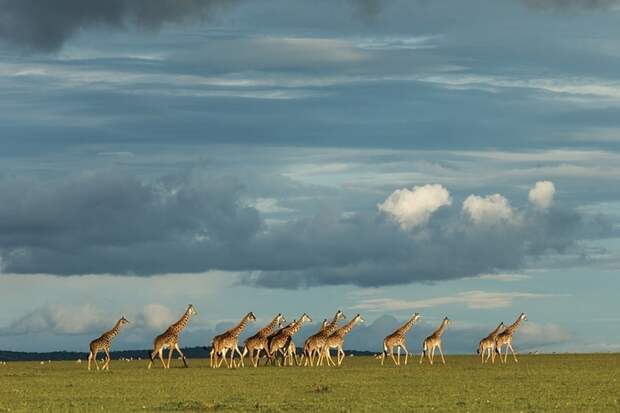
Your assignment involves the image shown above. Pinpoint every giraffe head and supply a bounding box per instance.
[299,313,312,324]
[519,313,528,322]
[247,312,257,322]
[412,313,421,323]
[276,313,286,327]
[354,314,365,324]
[321,319,329,329]
[119,316,130,326]
[187,304,197,316]
[335,309,346,321]
[443,316,451,325]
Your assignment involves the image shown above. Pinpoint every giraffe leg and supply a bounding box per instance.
[438,344,446,365]
[328,348,337,367]
[498,345,506,363]
[88,351,94,371]
[241,346,248,368]
[235,346,244,368]
[174,344,188,368]
[338,347,345,366]
[430,346,435,365]
[103,348,111,371]
[402,344,410,365]
[397,346,401,366]
[229,346,236,369]
[389,347,398,366]
[158,348,166,368]
[320,348,328,366]
[508,343,518,363]
[92,350,100,371]
[419,346,425,364]
[166,345,174,368]
[219,348,230,368]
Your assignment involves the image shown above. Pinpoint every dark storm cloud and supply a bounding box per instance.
[0,0,237,51]
[0,172,613,287]
[0,0,397,52]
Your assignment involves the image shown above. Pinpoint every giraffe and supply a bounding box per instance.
[147,304,197,369]
[380,312,421,366]
[495,313,527,363]
[266,313,312,367]
[210,312,257,368]
[87,316,129,371]
[302,310,346,367]
[419,317,450,365]
[478,322,505,364]
[240,313,285,368]
[321,314,365,367]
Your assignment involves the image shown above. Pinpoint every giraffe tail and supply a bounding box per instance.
[148,350,154,362]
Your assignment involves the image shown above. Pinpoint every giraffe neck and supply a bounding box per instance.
[287,321,303,336]
[397,316,418,335]
[259,316,280,336]
[434,320,448,337]
[230,314,252,338]
[325,314,341,335]
[105,320,124,339]
[338,317,359,336]
[171,309,192,334]
[489,323,504,338]
[505,316,523,335]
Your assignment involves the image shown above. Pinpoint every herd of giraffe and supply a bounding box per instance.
[87,304,528,371]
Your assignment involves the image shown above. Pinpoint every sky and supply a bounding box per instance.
[0,0,619,354]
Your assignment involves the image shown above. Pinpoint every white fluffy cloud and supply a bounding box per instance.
[141,304,175,331]
[378,184,451,230]
[529,180,556,209]
[462,193,514,224]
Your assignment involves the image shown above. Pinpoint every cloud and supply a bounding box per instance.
[0,172,613,288]
[519,322,571,349]
[521,0,620,10]
[352,290,558,312]
[529,180,556,209]
[138,304,175,331]
[462,193,515,225]
[478,273,532,282]
[0,304,109,336]
[0,0,237,52]
[378,184,451,230]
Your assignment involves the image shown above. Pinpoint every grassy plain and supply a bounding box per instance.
[0,354,618,412]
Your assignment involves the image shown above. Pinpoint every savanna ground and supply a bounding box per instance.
[0,354,618,412]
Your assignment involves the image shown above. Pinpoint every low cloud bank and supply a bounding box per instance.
[0,174,613,288]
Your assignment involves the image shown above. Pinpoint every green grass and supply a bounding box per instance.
[1,354,619,412]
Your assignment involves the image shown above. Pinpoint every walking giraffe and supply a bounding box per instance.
[299,318,328,366]
[419,317,450,365]
[302,310,346,367]
[210,312,257,368]
[321,313,365,367]
[87,316,129,371]
[240,313,285,368]
[266,313,312,366]
[380,312,420,366]
[478,322,504,364]
[495,313,527,363]
[147,304,196,369]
